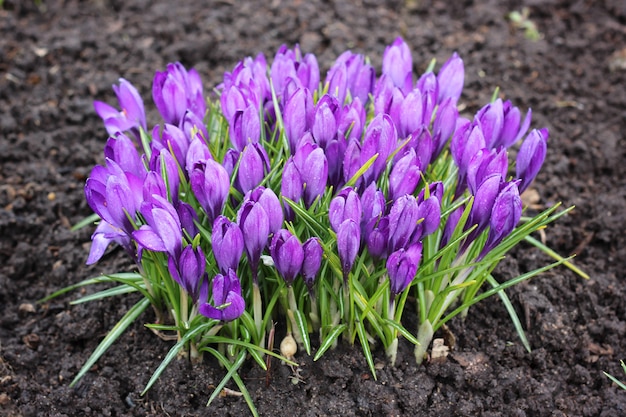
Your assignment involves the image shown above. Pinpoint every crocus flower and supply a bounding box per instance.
[152,124,190,172]
[237,199,270,280]
[466,147,508,195]
[475,99,504,150]
[190,159,230,224]
[180,110,209,144]
[281,157,303,220]
[152,62,205,125]
[199,269,245,322]
[168,245,206,303]
[329,187,362,233]
[387,194,420,252]
[133,194,183,259]
[360,114,397,185]
[328,50,375,105]
[412,195,441,243]
[451,121,486,197]
[283,87,314,153]
[337,219,360,280]
[464,173,503,249]
[440,205,463,249]
[149,147,180,203]
[270,229,304,286]
[85,160,140,238]
[302,237,323,289]
[185,135,213,177]
[416,71,438,126]
[388,148,420,202]
[387,242,423,295]
[478,181,523,259]
[516,128,548,193]
[212,216,244,274]
[437,52,464,105]
[237,143,270,195]
[103,132,145,181]
[246,186,284,234]
[431,97,459,161]
[360,181,386,240]
[291,141,328,208]
[93,78,147,138]
[396,89,424,139]
[230,104,261,152]
[497,101,532,149]
[382,37,413,94]
[367,217,389,260]
[311,95,339,149]
[86,220,133,265]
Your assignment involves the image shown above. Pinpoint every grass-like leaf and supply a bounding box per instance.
[487,274,531,352]
[71,297,150,387]
[314,324,347,361]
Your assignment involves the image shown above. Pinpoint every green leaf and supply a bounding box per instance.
[71,213,101,231]
[525,235,589,279]
[382,319,420,346]
[314,324,346,361]
[38,272,143,303]
[204,347,258,417]
[486,274,531,352]
[355,319,377,381]
[141,321,214,395]
[69,284,140,304]
[293,309,311,355]
[70,297,150,387]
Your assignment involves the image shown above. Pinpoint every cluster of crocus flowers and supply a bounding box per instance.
[85,36,555,375]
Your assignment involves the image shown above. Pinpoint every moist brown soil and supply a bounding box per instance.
[1,0,626,416]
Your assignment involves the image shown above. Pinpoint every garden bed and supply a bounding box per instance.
[1,0,626,415]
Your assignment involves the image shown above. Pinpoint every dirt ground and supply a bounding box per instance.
[1,0,626,416]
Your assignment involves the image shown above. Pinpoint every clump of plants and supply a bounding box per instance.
[50,37,582,414]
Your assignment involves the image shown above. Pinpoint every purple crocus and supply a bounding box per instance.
[283,87,314,153]
[431,97,459,161]
[237,143,270,195]
[516,128,548,193]
[152,124,190,172]
[237,199,270,281]
[281,157,304,220]
[311,95,339,149]
[382,37,413,94]
[388,148,420,202]
[246,186,284,234]
[86,221,133,265]
[230,104,261,152]
[436,52,464,105]
[302,237,323,290]
[199,269,245,322]
[133,194,183,260]
[190,158,230,225]
[94,78,147,138]
[293,143,328,208]
[212,215,244,274]
[387,194,420,252]
[270,229,304,286]
[329,187,362,233]
[103,132,145,180]
[478,181,523,259]
[386,242,423,295]
[152,62,206,125]
[337,219,360,281]
[466,147,508,195]
[168,245,207,303]
[360,114,397,185]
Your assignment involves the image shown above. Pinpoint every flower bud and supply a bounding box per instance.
[387,242,422,295]
[516,128,548,193]
[270,229,304,285]
[212,216,244,274]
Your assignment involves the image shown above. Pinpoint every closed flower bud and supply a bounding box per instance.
[388,148,420,202]
[337,219,360,279]
[516,128,548,193]
[387,242,422,295]
[302,238,323,289]
[237,143,270,195]
[190,159,230,224]
[329,187,362,233]
[437,52,464,105]
[387,195,419,252]
[212,216,244,274]
[246,186,283,234]
[479,181,523,259]
[382,37,413,94]
[168,245,206,303]
[153,62,205,125]
[270,229,304,285]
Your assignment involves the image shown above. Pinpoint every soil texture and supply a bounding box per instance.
[1,0,626,416]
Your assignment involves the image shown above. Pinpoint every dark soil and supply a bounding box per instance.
[1,0,626,415]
